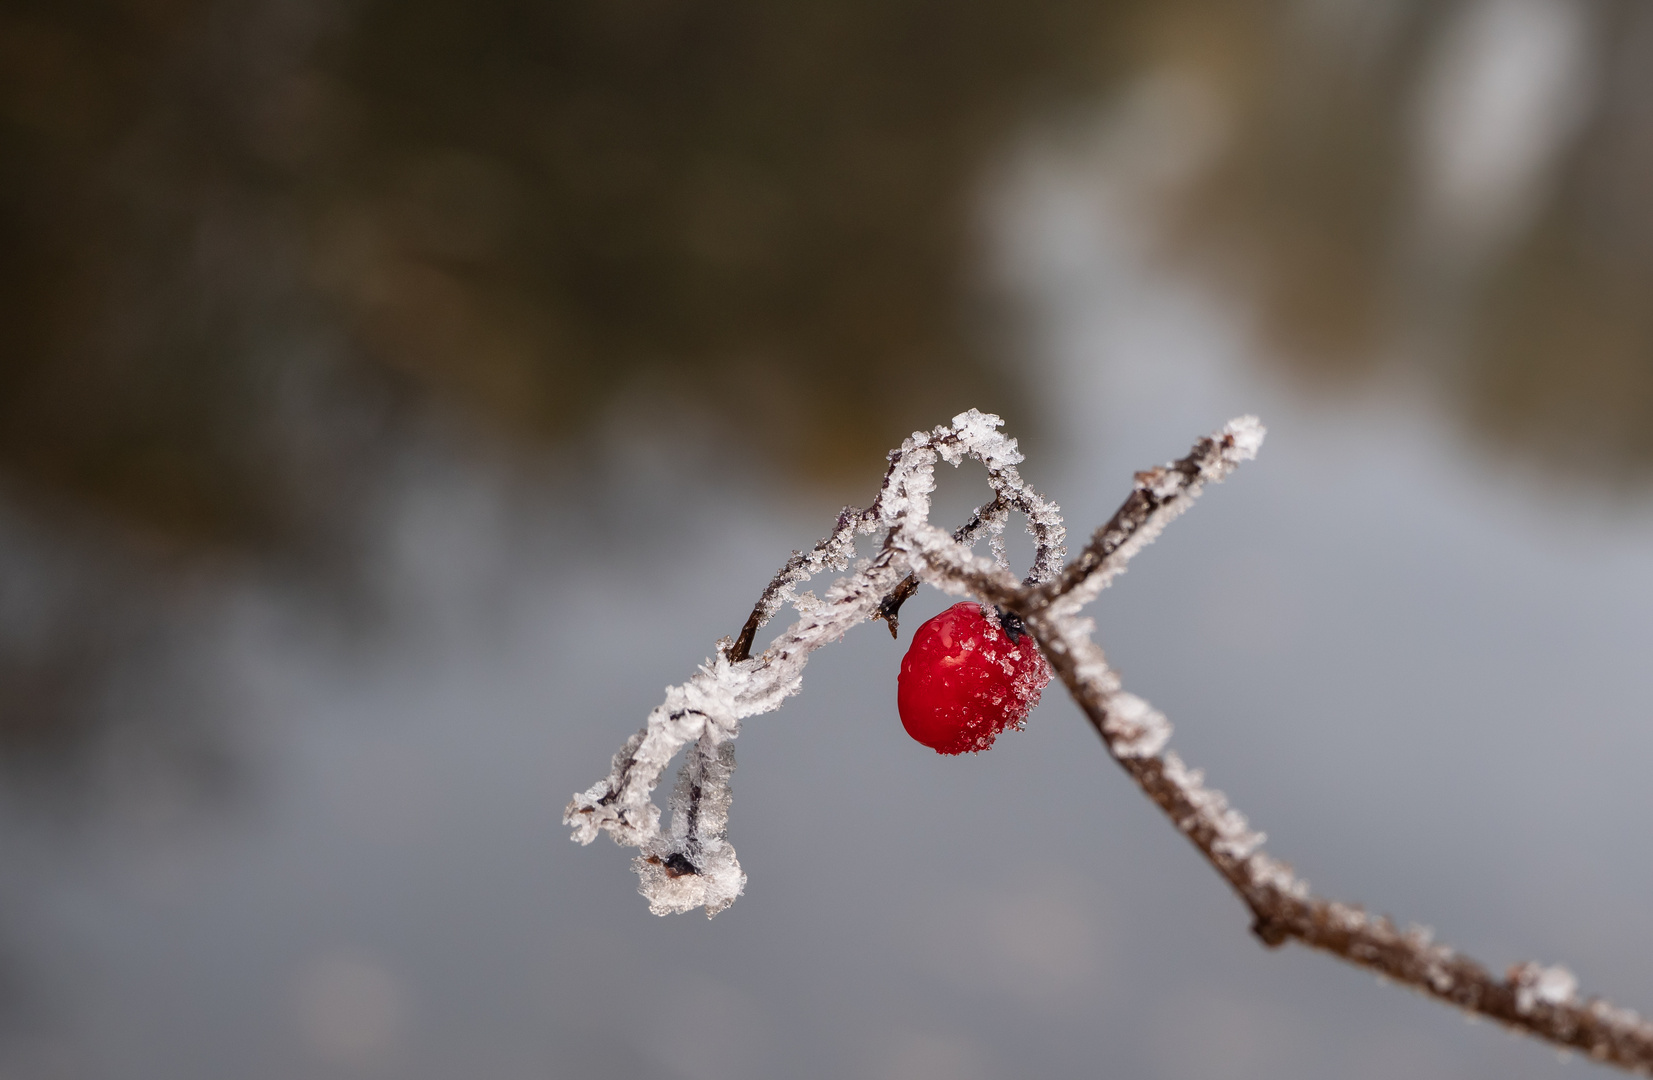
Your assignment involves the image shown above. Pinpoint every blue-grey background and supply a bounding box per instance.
[3,2,1652,1077]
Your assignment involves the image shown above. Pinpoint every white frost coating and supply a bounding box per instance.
[1326,902,1369,933]
[1398,924,1459,993]
[1050,415,1266,618]
[1245,852,1312,900]
[1221,415,1266,464]
[746,512,866,630]
[1511,963,1581,1015]
[1101,691,1172,759]
[1160,750,1268,861]
[564,409,1070,916]
[902,521,1022,600]
[1587,999,1653,1042]
[634,735,745,915]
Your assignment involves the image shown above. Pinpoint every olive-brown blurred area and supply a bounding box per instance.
[1,1,1650,769]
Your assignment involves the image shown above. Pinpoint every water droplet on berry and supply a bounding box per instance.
[896,602,1051,754]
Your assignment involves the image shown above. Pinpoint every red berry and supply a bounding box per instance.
[897,602,1051,754]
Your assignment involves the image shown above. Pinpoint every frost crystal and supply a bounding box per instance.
[1511,963,1580,1015]
[1101,691,1172,759]
[1221,415,1267,462]
[1159,750,1269,863]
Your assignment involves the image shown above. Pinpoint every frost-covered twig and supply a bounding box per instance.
[564,409,1054,915]
[1014,556,1653,1074]
[1029,424,1262,615]
[563,412,1653,1072]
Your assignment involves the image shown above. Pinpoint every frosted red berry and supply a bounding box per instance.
[897,602,1052,754]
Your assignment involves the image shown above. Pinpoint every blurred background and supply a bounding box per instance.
[2,0,1653,1076]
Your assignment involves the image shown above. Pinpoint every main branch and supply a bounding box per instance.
[565,411,1653,1072]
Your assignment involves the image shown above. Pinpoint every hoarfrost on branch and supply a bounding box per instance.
[563,410,1653,1073]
